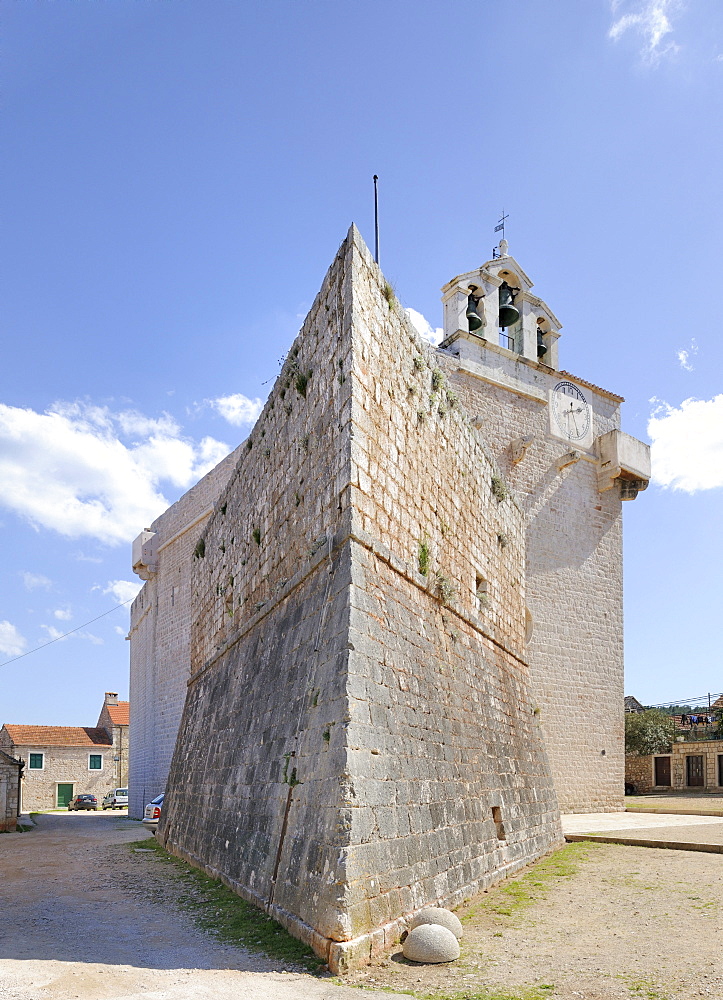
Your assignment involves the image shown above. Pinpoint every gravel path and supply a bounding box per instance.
[0,812,405,1000]
[2,812,721,1000]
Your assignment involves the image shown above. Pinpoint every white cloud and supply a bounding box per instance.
[609,0,682,64]
[103,579,143,604]
[114,625,127,637]
[41,623,103,646]
[22,572,52,591]
[677,338,698,370]
[41,624,68,642]
[648,394,723,492]
[405,308,444,347]
[0,401,230,546]
[0,621,27,657]
[210,393,264,427]
[53,607,72,621]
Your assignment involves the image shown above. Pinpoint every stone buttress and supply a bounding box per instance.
[158,227,563,972]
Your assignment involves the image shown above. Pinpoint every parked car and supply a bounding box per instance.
[68,794,98,811]
[102,787,128,810]
[142,793,164,830]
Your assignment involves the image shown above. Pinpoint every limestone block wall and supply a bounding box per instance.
[625,754,657,793]
[671,741,723,790]
[161,228,356,941]
[436,341,625,813]
[159,227,562,972]
[0,755,21,831]
[128,446,242,818]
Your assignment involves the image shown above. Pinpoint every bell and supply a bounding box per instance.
[466,293,483,333]
[537,329,548,358]
[498,282,520,328]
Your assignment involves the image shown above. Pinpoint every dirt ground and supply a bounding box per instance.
[1,812,721,1000]
[345,840,723,1000]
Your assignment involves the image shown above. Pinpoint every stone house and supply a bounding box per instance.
[96,692,130,788]
[0,692,130,810]
[0,749,23,831]
[129,228,650,970]
[627,740,723,793]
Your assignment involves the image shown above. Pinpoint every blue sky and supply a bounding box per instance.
[1,0,722,725]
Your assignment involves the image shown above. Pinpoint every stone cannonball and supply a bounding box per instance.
[402,923,460,964]
[408,906,463,940]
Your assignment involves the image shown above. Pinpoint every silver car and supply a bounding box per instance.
[142,793,164,829]
[102,787,128,810]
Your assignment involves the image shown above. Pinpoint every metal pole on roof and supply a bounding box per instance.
[373,175,380,265]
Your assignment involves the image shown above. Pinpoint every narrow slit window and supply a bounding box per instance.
[492,805,506,841]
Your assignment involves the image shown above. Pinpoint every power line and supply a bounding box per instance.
[0,599,135,669]
[645,692,722,709]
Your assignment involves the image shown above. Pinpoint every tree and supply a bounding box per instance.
[625,710,676,756]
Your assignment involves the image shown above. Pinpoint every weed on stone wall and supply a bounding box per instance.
[491,476,508,502]
[193,537,206,560]
[418,538,430,577]
[434,572,456,606]
[127,839,323,971]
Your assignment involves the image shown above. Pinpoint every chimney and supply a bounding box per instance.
[105,692,119,706]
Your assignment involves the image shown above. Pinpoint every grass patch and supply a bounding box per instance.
[462,841,604,923]
[618,975,671,999]
[126,838,324,972]
[360,987,556,1000]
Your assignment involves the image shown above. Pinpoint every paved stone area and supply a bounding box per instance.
[562,809,723,852]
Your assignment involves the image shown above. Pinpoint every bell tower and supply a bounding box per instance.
[441,239,562,369]
[436,238,651,813]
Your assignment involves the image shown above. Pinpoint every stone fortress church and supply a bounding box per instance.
[129,227,650,971]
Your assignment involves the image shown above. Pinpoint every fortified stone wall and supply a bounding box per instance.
[128,446,242,818]
[159,228,562,972]
[436,344,624,813]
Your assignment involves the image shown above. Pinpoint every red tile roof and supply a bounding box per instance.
[106,702,129,726]
[3,725,112,748]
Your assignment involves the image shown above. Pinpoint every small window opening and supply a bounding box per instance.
[475,575,488,611]
[492,806,506,841]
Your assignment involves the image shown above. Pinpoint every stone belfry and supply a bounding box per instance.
[158,227,564,971]
[438,238,650,814]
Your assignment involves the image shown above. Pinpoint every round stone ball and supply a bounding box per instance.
[402,923,460,964]
[408,906,463,940]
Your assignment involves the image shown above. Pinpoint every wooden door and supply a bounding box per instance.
[654,756,671,786]
[686,755,704,787]
[57,783,73,807]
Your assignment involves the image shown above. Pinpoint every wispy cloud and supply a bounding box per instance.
[609,0,683,64]
[405,308,444,347]
[102,579,143,604]
[648,394,723,491]
[677,337,698,371]
[41,623,103,645]
[22,572,52,591]
[0,401,230,545]
[0,621,27,657]
[209,393,264,427]
[53,607,73,621]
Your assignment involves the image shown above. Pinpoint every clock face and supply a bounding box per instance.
[551,381,592,443]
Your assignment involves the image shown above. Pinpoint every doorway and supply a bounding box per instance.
[686,755,704,787]
[654,756,671,786]
[57,783,73,807]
